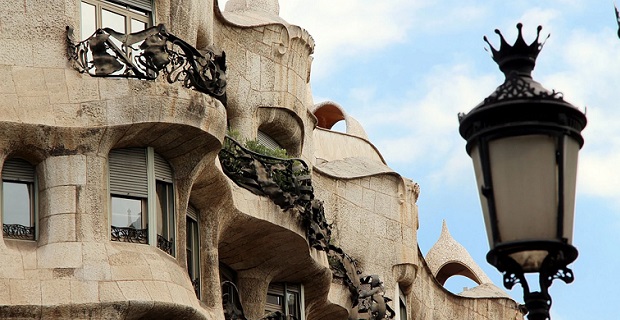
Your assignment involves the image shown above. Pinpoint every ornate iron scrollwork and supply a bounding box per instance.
[66,24,227,104]
[110,226,148,244]
[157,234,174,255]
[483,71,563,105]
[219,136,395,319]
[329,248,395,319]
[219,136,332,252]
[2,224,35,240]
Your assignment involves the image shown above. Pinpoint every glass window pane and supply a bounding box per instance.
[156,183,167,235]
[102,8,126,33]
[131,19,147,33]
[111,196,143,228]
[80,2,97,39]
[2,182,32,226]
[156,182,174,238]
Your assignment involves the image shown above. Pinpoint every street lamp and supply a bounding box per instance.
[458,24,587,320]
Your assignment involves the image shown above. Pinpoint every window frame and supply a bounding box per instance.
[186,205,200,298]
[1,158,37,241]
[265,282,305,320]
[398,287,407,320]
[108,147,175,255]
[80,0,153,38]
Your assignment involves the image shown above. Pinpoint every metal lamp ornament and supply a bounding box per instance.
[458,24,587,320]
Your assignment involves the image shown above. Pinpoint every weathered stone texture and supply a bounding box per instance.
[0,0,524,319]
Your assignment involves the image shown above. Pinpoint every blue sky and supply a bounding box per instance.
[223,1,620,319]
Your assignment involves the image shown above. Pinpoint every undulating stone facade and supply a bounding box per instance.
[0,0,525,319]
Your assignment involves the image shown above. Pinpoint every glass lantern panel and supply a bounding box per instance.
[489,134,558,244]
[562,137,580,245]
[471,144,494,247]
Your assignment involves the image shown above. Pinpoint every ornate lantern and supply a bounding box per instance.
[458,24,587,320]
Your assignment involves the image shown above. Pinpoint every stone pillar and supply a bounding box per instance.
[36,155,86,269]
[236,272,271,319]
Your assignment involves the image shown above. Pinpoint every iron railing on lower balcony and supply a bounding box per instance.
[219,136,331,251]
[219,136,396,320]
[3,224,35,240]
[66,23,227,104]
[157,234,174,255]
[110,226,148,244]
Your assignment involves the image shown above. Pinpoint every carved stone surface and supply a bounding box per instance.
[66,24,227,104]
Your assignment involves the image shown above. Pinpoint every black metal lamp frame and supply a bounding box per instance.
[487,241,577,320]
[460,98,586,320]
[459,23,588,320]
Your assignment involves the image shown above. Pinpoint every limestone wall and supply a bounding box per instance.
[409,249,523,320]
[0,0,527,319]
[213,5,317,163]
[313,128,386,164]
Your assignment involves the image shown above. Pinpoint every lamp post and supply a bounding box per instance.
[458,24,587,320]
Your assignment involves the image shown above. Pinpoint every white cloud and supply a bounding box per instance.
[348,63,497,188]
[540,27,620,205]
[278,0,420,78]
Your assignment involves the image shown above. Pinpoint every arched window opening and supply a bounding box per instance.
[313,103,346,130]
[435,262,482,287]
[257,130,284,151]
[443,275,482,295]
[330,120,346,133]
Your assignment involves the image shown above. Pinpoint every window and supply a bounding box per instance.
[257,130,283,151]
[2,158,36,240]
[399,288,407,320]
[186,205,200,297]
[154,152,175,255]
[220,263,246,318]
[109,147,175,255]
[80,0,152,39]
[265,283,304,320]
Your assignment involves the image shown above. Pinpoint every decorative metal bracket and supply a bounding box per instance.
[66,24,226,104]
[483,71,564,106]
[488,242,577,320]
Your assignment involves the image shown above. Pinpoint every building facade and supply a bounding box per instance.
[0,0,524,319]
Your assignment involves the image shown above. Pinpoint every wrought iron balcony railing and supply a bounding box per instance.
[219,136,331,251]
[157,234,174,255]
[219,137,396,319]
[110,226,148,244]
[3,224,35,240]
[66,24,226,104]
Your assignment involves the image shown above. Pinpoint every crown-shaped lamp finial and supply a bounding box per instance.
[483,23,549,77]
